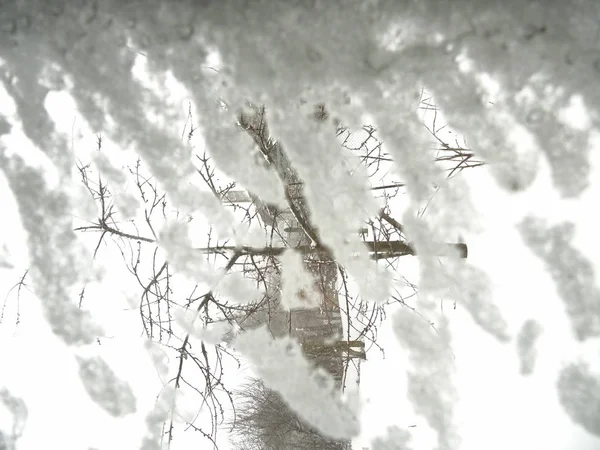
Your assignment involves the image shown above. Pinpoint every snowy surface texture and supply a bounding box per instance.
[0,1,599,449]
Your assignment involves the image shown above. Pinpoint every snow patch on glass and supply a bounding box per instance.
[516,319,543,376]
[169,182,236,240]
[0,388,28,450]
[279,249,320,310]
[234,326,360,440]
[518,217,600,340]
[216,271,263,305]
[92,152,140,220]
[453,264,510,343]
[393,308,459,450]
[76,355,137,417]
[265,108,391,304]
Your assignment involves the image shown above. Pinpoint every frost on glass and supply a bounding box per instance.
[516,319,543,376]
[234,326,360,440]
[76,355,137,417]
[557,362,600,438]
[518,217,600,341]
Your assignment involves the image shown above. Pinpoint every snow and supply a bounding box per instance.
[1,1,600,449]
[279,249,320,310]
[234,326,360,440]
[352,156,600,449]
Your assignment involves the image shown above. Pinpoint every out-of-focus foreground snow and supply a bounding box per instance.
[354,149,600,450]
[1,1,600,449]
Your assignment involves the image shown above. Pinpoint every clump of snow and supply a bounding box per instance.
[234,325,360,440]
[194,321,232,345]
[159,219,260,305]
[518,217,600,340]
[169,181,236,241]
[393,307,459,449]
[199,107,287,208]
[0,388,27,450]
[76,355,137,417]
[215,271,262,305]
[516,319,544,376]
[157,219,221,286]
[92,152,141,220]
[1,1,600,448]
[279,249,320,310]
[371,426,413,450]
[453,264,511,343]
